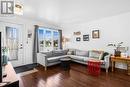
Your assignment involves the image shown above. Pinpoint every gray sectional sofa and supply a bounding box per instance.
[37,49,111,72]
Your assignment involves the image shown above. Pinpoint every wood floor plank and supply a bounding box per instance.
[17,62,130,87]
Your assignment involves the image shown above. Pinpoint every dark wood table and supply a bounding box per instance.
[60,58,71,70]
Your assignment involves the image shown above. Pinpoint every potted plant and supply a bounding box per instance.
[2,47,8,65]
[107,42,123,57]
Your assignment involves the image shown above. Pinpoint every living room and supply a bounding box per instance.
[0,0,130,87]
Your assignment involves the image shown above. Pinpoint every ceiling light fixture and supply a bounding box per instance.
[14,0,23,15]
[14,3,23,15]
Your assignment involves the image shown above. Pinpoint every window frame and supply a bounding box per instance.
[38,27,60,52]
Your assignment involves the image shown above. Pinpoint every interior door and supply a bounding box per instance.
[0,21,24,67]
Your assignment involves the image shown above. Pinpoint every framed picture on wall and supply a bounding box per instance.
[73,31,81,36]
[92,30,100,39]
[76,37,81,41]
[83,34,89,41]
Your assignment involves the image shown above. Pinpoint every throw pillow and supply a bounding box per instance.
[67,51,72,55]
[89,50,104,60]
[53,50,63,56]
[75,50,89,57]
[62,49,69,55]
[67,49,76,55]
[43,51,53,58]
[101,52,109,60]
[52,49,69,56]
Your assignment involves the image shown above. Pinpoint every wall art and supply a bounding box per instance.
[83,34,89,41]
[76,37,81,41]
[92,30,100,39]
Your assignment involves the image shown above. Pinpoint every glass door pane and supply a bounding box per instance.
[6,27,18,60]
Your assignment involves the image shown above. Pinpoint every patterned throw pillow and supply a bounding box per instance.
[75,50,89,57]
[89,50,104,60]
[67,49,76,55]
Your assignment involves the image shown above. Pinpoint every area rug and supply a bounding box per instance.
[17,68,38,76]
[14,63,37,74]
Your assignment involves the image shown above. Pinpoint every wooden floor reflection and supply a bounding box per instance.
[18,62,130,87]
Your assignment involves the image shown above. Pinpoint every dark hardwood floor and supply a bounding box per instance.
[18,62,130,87]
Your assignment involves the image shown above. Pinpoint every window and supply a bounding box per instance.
[38,27,60,52]
[45,30,52,47]
[6,27,18,60]
[53,31,60,50]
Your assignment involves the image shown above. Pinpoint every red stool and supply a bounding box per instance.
[88,59,101,76]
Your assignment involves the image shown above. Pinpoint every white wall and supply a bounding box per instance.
[0,16,60,65]
[62,12,130,69]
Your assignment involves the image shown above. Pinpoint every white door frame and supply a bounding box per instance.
[0,21,24,67]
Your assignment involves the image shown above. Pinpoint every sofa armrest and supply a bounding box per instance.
[104,54,111,69]
[37,53,47,67]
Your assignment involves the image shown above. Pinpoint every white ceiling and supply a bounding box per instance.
[21,0,130,25]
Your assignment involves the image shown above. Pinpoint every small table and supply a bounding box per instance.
[111,56,130,75]
[60,58,71,70]
[88,59,102,76]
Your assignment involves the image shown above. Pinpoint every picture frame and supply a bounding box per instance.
[83,35,89,41]
[73,31,81,36]
[76,37,81,41]
[92,30,100,39]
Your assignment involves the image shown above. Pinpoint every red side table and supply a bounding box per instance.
[88,59,102,76]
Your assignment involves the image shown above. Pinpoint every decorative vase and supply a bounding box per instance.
[114,50,121,57]
[2,55,8,65]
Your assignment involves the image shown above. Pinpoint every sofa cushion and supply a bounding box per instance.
[62,49,69,55]
[70,55,85,61]
[67,51,72,55]
[47,55,68,63]
[75,50,89,57]
[83,57,91,62]
[67,49,76,55]
[43,51,53,58]
[84,58,105,64]
[52,50,63,56]
[67,51,75,55]
[52,50,68,56]
[47,57,60,63]
[89,50,104,60]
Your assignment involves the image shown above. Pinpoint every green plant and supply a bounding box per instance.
[107,42,123,49]
[2,47,8,54]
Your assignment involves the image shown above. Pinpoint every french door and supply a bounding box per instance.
[0,21,24,67]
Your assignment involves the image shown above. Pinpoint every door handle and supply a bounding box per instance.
[19,43,23,49]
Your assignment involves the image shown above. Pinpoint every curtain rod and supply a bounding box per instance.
[34,25,62,31]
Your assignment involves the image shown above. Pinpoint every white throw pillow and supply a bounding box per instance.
[89,50,104,60]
